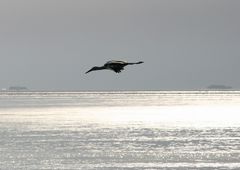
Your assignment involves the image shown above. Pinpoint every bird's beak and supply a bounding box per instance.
[85,68,94,74]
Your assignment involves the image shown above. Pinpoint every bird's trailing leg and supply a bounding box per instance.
[127,61,144,65]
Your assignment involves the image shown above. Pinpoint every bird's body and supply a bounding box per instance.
[85,60,144,74]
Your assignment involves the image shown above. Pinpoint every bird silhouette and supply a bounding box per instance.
[85,60,144,74]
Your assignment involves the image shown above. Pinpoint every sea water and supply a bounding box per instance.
[0,91,240,170]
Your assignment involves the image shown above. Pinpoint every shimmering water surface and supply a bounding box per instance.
[0,91,240,170]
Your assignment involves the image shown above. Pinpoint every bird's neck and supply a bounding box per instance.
[97,66,106,70]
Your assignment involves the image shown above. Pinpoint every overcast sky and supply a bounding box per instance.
[0,0,239,90]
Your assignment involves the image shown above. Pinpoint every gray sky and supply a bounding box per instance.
[0,0,240,90]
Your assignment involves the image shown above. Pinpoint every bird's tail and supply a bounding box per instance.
[127,61,144,65]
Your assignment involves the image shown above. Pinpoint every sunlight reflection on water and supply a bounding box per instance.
[2,105,240,128]
[1,91,240,170]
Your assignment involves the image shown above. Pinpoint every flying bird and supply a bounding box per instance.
[85,60,144,74]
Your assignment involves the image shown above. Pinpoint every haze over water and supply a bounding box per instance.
[1,91,240,169]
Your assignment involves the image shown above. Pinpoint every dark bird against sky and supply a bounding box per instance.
[1,1,239,90]
[85,60,144,74]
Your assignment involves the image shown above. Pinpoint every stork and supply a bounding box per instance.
[85,60,144,74]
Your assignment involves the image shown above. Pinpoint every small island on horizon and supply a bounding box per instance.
[8,86,29,91]
[207,84,233,90]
